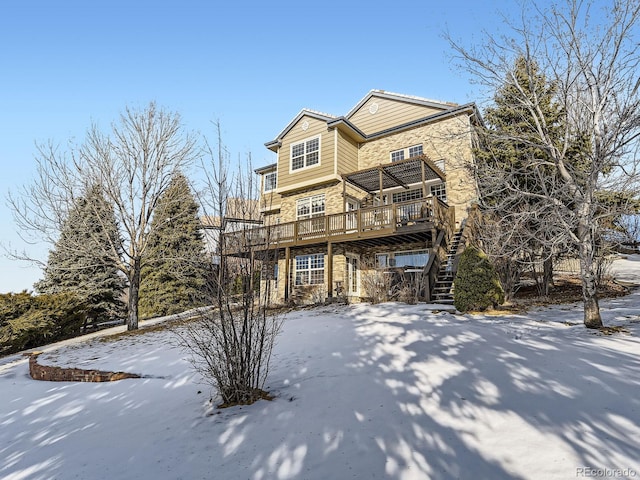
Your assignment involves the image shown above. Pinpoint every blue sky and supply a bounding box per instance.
[0,0,520,292]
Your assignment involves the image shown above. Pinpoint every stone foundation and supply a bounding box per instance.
[27,352,140,382]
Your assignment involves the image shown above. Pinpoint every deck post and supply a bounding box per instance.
[284,246,291,303]
[342,180,346,212]
[421,160,428,198]
[327,242,333,300]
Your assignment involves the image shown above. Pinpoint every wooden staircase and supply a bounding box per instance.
[431,228,465,305]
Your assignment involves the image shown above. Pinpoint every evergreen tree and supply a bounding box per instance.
[474,56,566,297]
[35,185,126,323]
[139,173,209,318]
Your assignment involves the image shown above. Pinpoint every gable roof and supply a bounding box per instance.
[264,90,479,153]
[265,109,337,151]
[255,163,277,174]
[345,90,458,119]
[329,102,479,143]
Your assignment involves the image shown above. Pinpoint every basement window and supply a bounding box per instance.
[376,249,429,268]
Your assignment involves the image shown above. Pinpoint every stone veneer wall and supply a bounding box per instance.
[28,352,140,382]
[357,115,477,225]
[278,182,363,223]
[264,245,353,305]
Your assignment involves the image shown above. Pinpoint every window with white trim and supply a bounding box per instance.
[347,255,359,295]
[408,145,423,158]
[376,253,389,268]
[263,172,277,192]
[295,254,324,285]
[431,183,447,202]
[291,136,320,170]
[296,194,325,219]
[392,188,423,203]
[375,249,429,268]
[390,144,423,162]
[390,149,405,162]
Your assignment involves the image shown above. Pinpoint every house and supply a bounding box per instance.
[225,90,479,304]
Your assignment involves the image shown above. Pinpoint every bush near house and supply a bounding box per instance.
[454,246,505,312]
[0,292,87,356]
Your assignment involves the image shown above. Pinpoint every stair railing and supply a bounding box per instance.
[423,230,448,302]
[449,226,467,276]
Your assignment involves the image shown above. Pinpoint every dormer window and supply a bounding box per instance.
[291,136,320,171]
[263,171,277,192]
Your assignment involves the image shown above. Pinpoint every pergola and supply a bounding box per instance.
[341,155,446,201]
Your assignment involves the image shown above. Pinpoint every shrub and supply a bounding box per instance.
[454,246,505,312]
[0,292,87,356]
[0,291,34,322]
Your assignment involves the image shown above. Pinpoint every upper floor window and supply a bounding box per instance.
[297,194,325,219]
[408,145,423,158]
[263,171,277,192]
[390,149,405,163]
[390,144,423,162]
[291,136,320,171]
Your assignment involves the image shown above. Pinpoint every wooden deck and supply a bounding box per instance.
[223,196,453,253]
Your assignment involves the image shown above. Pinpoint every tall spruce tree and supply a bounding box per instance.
[35,185,126,323]
[474,56,566,297]
[139,173,209,318]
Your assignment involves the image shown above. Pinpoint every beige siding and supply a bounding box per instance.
[259,191,282,212]
[336,129,359,174]
[277,116,333,191]
[259,181,282,213]
[349,97,444,136]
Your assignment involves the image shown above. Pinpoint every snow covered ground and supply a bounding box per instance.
[1,257,640,480]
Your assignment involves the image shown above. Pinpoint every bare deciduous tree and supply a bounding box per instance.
[9,102,197,330]
[448,0,640,327]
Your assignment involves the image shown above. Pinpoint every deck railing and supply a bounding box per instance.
[222,196,452,252]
